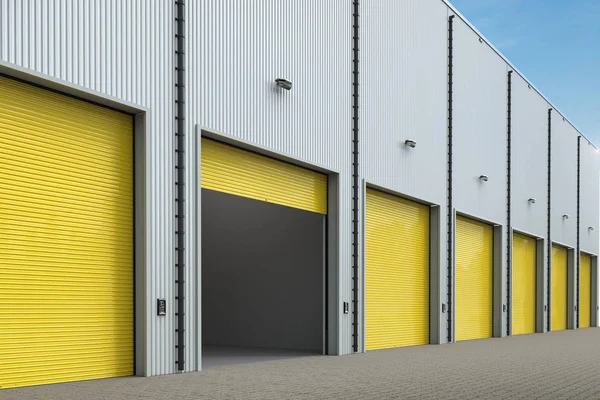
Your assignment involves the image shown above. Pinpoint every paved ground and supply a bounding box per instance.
[202,345,318,369]
[2,329,600,400]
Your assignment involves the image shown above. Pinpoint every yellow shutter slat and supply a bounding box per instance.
[512,233,537,335]
[551,245,568,331]
[365,189,429,350]
[0,76,133,389]
[201,138,327,214]
[579,254,591,329]
[456,216,493,341]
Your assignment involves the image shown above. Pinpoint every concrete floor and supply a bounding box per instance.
[2,329,600,400]
[202,345,319,368]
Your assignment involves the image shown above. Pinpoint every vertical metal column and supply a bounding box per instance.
[175,0,186,372]
[506,70,513,336]
[352,0,360,353]
[546,108,552,332]
[446,14,455,343]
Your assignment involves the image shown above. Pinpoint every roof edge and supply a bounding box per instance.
[442,0,596,148]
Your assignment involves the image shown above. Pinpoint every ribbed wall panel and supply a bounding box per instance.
[359,0,447,205]
[0,0,175,376]
[579,141,599,255]
[511,74,549,238]
[185,2,197,371]
[551,116,578,248]
[187,0,353,360]
[452,17,508,225]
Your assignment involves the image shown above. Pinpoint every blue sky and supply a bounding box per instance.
[449,0,600,145]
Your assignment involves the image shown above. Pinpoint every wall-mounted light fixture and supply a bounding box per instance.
[479,37,483,43]
[404,139,417,148]
[528,198,536,204]
[275,78,292,90]
[563,214,570,220]
[479,175,489,182]
[589,226,594,232]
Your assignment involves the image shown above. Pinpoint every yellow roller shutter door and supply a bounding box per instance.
[512,233,536,335]
[201,138,327,214]
[456,216,493,341]
[0,76,133,389]
[580,254,591,329]
[365,189,429,350]
[551,245,568,331]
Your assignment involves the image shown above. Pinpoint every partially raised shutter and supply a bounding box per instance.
[201,138,327,214]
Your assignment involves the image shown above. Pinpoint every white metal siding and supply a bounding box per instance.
[452,17,508,225]
[0,0,175,376]
[511,74,549,238]
[359,0,449,344]
[360,0,447,204]
[188,0,353,358]
[551,116,578,248]
[579,140,600,255]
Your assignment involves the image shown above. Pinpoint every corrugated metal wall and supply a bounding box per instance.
[511,74,550,238]
[359,0,449,346]
[187,0,354,359]
[579,141,600,255]
[0,0,176,376]
[551,116,578,248]
[360,0,447,203]
[452,17,508,226]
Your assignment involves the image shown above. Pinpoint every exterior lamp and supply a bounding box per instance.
[275,78,292,90]
[479,175,489,182]
[528,198,536,204]
[404,139,417,148]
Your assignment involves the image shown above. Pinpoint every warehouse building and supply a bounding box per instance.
[0,0,598,390]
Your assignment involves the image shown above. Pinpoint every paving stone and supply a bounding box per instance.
[1,329,600,400]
